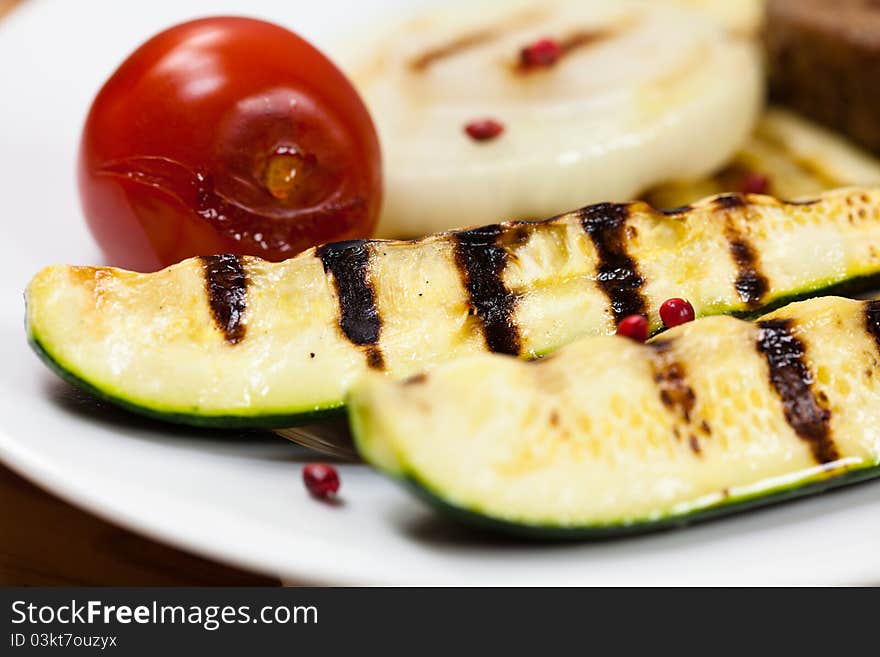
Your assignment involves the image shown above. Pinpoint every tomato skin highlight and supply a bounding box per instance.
[79,16,382,271]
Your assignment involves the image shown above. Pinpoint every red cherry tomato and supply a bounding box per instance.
[78,17,382,271]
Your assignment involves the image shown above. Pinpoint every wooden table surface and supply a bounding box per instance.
[0,462,280,586]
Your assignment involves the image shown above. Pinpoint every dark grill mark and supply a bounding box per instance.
[649,340,696,423]
[410,8,545,71]
[410,28,496,71]
[365,347,385,370]
[756,319,838,464]
[660,204,693,216]
[453,225,521,355]
[200,254,247,344]
[718,195,769,307]
[867,301,880,351]
[317,240,384,370]
[579,203,646,324]
[499,224,532,248]
[714,193,746,209]
[730,239,769,306]
[725,218,769,307]
[562,29,609,52]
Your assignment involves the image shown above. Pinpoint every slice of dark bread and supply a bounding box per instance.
[766,0,880,153]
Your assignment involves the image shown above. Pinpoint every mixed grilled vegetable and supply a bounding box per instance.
[26,187,880,427]
[19,0,880,548]
[350,296,880,536]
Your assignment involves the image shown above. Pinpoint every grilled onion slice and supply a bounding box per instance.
[340,0,762,236]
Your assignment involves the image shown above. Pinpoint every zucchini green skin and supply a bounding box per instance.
[398,465,880,540]
[27,334,344,429]
[25,187,880,428]
[349,296,880,538]
[729,272,880,320]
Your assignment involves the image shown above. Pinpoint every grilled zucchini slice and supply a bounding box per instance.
[645,107,880,209]
[350,296,880,536]
[26,187,880,427]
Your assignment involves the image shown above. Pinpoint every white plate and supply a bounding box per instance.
[2,0,880,586]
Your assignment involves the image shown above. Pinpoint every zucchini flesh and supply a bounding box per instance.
[349,297,880,536]
[645,107,880,209]
[25,187,880,427]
